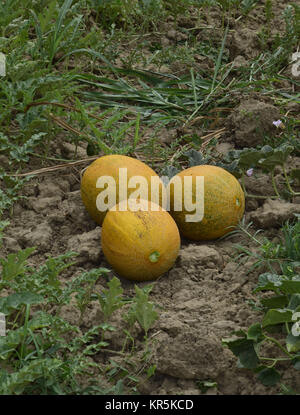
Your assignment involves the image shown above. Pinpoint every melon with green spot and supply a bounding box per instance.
[101,199,181,281]
[169,165,245,241]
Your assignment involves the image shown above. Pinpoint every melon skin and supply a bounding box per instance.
[80,154,164,225]
[169,165,245,241]
[101,200,181,282]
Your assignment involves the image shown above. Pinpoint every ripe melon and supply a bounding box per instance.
[101,199,181,281]
[80,154,165,225]
[168,165,245,241]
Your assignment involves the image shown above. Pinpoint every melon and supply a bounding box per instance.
[168,165,245,240]
[81,154,165,225]
[101,199,180,281]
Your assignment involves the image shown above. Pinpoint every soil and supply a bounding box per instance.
[1,0,300,395]
[3,168,300,395]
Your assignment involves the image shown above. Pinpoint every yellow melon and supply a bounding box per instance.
[168,165,245,240]
[101,199,180,281]
[80,154,165,225]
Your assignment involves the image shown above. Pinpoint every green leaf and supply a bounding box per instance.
[160,165,180,183]
[97,276,124,320]
[258,144,294,171]
[260,295,289,309]
[9,132,47,163]
[197,380,217,393]
[262,309,293,327]
[222,336,259,369]
[83,342,109,355]
[0,247,35,283]
[247,323,264,342]
[132,285,158,335]
[0,358,65,394]
[290,169,300,184]
[238,148,264,170]
[0,292,44,315]
[113,379,124,395]
[286,333,300,353]
[215,160,241,178]
[0,327,26,359]
[288,294,300,311]
[99,322,116,332]
[146,364,156,378]
[281,279,300,294]
[0,220,10,247]
[257,367,281,386]
[292,355,300,370]
[27,312,53,331]
[254,273,300,295]
[254,273,283,292]
[185,149,210,167]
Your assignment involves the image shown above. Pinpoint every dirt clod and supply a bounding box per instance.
[228,99,281,148]
[67,227,102,263]
[249,198,300,229]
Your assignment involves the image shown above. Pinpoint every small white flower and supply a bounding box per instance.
[273,120,282,128]
[246,168,254,177]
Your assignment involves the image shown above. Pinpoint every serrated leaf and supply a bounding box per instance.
[133,285,158,335]
[0,247,35,282]
[9,132,47,163]
[185,149,210,167]
[99,322,116,332]
[223,149,241,162]
[215,160,241,178]
[97,276,124,320]
[0,358,64,394]
[27,311,53,330]
[0,327,26,359]
[0,220,9,247]
[160,165,180,183]
[83,341,109,355]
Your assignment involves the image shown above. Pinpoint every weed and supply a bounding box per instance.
[223,218,300,392]
[0,247,159,394]
[229,217,300,275]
